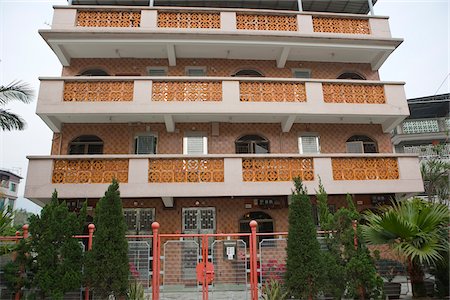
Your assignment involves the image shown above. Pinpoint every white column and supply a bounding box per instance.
[149,0,154,7]
[297,0,303,12]
[368,0,375,15]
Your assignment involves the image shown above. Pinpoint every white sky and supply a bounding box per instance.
[0,0,449,214]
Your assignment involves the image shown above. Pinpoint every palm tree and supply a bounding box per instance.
[362,198,449,297]
[0,81,34,131]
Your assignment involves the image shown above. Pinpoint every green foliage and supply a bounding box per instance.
[316,187,383,299]
[28,190,85,299]
[2,239,34,294]
[285,177,324,299]
[362,198,449,297]
[0,81,34,131]
[0,205,14,235]
[430,251,449,297]
[127,280,145,300]
[261,279,289,300]
[421,155,450,204]
[85,179,129,298]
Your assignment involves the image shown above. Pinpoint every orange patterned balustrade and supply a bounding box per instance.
[312,17,370,34]
[332,158,399,180]
[63,81,134,102]
[152,81,222,101]
[148,159,224,183]
[240,82,306,102]
[242,158,314,182]
[322,83,385,104]
[157,12,221,29]
[236,14,298,31]
[76,10,141,27]
[52,159,129,184]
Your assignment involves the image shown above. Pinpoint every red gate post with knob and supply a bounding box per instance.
[85,224,95,300]
[152,222,160,300]
[249,220,258,300]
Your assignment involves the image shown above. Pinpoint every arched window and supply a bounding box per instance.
[79,69,109,76]
[337,72,366,80]
[232,69,264,77]
[68,135,104,155]
[346,135,378,153]
[235,135,269,154]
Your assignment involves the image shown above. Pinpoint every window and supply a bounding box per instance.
[79,69,109,76]
[147,67,168,76]
[299,135,320,154]
[134,135,157,154]
[10,183,16,192]
[292,69,311,79]
[337,72,366,80]
[68,135,104,155]
[232,69,264,77]
[346,135,378,153]
[183,133,208,155]
[186,67,206,76]
[0,198,4,210]
[235,135,269,154]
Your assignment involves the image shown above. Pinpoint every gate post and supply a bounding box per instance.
[249,220,258,300]
[85,223,95,300]
[22,224,29,239]
[152,222,160,300]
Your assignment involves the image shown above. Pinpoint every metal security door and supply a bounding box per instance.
[124,208,155,235]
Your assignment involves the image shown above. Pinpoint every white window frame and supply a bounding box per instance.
[185,66,207,77]
[146,66,168,76]
[298,134,320,154]
[346,141,364,153]
[134,132,158,154]
[183,132,208,155]
[292,68,312,79]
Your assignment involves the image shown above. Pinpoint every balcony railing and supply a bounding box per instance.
[401,144,450,158]
[25,154,423,201]
[51,7,392,38]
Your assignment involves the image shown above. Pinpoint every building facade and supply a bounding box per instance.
[392,93,449,159]
[0,169,21,211]
[25,0,424,235]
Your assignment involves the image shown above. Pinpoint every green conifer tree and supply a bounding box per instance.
[85,179,129,298]
[28,190,85,299]
[285,178,324,299]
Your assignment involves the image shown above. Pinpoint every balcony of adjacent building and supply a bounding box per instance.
[36,75,409,134]
[42,0,399,70]
[25,128,423,205]
[392,117,450,145]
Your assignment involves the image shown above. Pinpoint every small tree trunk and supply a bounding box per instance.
[408,258,426,297]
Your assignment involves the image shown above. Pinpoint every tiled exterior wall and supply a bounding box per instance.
[62,58,380,80]
[51,122,393,155]
[80,194,374,234]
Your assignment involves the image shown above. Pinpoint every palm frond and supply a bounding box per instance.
[0,109,26,130]
[0,81,34,105]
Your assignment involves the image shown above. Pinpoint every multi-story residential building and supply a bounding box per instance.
[392,93,449,159]
[0,169,21,211]
[25,0,424,236]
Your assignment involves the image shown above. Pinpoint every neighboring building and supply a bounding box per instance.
[0,169,22,211]
[25,0,424,235]
[392,93,450,159]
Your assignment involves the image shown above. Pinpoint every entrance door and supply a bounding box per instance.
[123,208,155,235]
[182,207,216,235]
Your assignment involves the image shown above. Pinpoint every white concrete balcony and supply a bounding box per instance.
[41,6,401,69]
[392,117,450,145]
[25,153,423,205]
[36,76,409,133]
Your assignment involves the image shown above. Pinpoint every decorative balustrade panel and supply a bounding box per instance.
[445,118,450,130]
[63,81,134,102]
[52,159,129,184]
[152,81,222,101]
[312,17,370,34]
[157,12,221,29]
[240,82,306,102]
[148,159,224,183]
[242,158,314,182]
[332,158,399,180]
[236,14,298,31]
[402,120,439,134]
[77,10,141,27]
[322,83,385,104]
